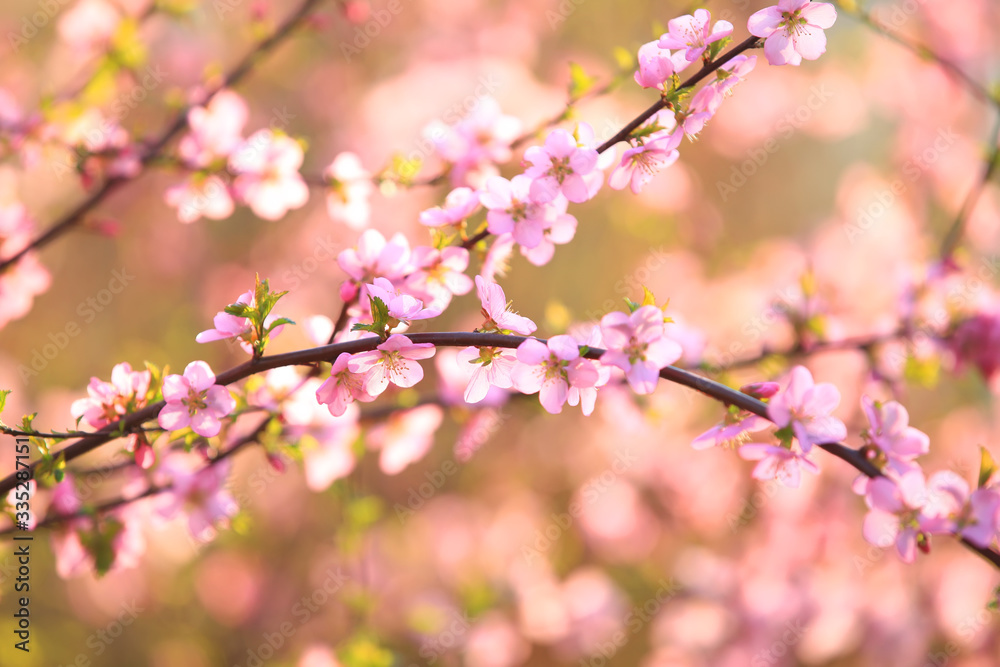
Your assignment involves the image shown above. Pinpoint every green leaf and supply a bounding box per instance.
[224,303,253,318]
[706,36,732,62]
[370,296,390,328]
[267,317,295,332]
[979,446,997,489]
[0,389,10,427]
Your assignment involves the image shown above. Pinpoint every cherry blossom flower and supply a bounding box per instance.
[71,362,151,429]
[946,310,1000,382]
[457,346,518,404]
[229,130,309,220]
[911,471,1000,548]
[692,383,778,449]
[860,396,930,475]
[337,229,412,301]
[316,352,377,417]
[599,306,682,394]
[404,246,474,312]
[158,455,238,541]
[748,0,838,67]
[158,361,236,438]
[324,152,373,229]
[523,127,600,204]
[862,471,938,563]
[347,334,436,395]
[165,175,234,224]
[476,275,537,335]
[481,233,515,282]
[481,175,556,249]
[425,97,522,187]
[57,0,120,52]
[178,90,249,167]
[658,9,733,62]
[609,138,680,194]
[520,210,577,267]
[0,203,50,329]
[633,41,690,90]
[512,336,600,415]
[365,276,442,323]
[367,404,444,474]
[767,365,847,452]
[196,289,286,354]
[420,186,481,227]
[739,443,819,488]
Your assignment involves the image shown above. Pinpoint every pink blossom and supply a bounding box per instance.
[49,476,145,577]
[365,276,442,323]
[457,346,518,403]
[158,361,236,438]
[523,127,600,204]
[608,138,680,194]
[179,90,249,167]
[420,187,481,227]
[920,472,1000,548]
[520,210,577,267]
[316,352,377,417]
[228,130,309,220]
[599,306,682,394]
[692,383,777,449]
[337,229,412,301]
[481,175,555,249]
[165,175,234,224]
[71,362,151,429]
[658,9,734,62]
[367,404,444,474]
[426,97,522,187]
[766,365,847,452]
[481,233,515,282]
[739,443,819,488]
[324,152,373,229]
[57,0,120,52]
[633,41,690,90]
[347,334,436,395]
[404,246,474,312]
[947,310,1000,381]
[862,472,937,563]
[196,289,286,354]
[158,455,238,541]
[512,336,600,415]
[861,396,930,474]
[748,0,838,67]
[475,275,537,335]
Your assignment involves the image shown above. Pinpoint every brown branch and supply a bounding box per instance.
[0,0,327,274]
[4,330,997,569]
